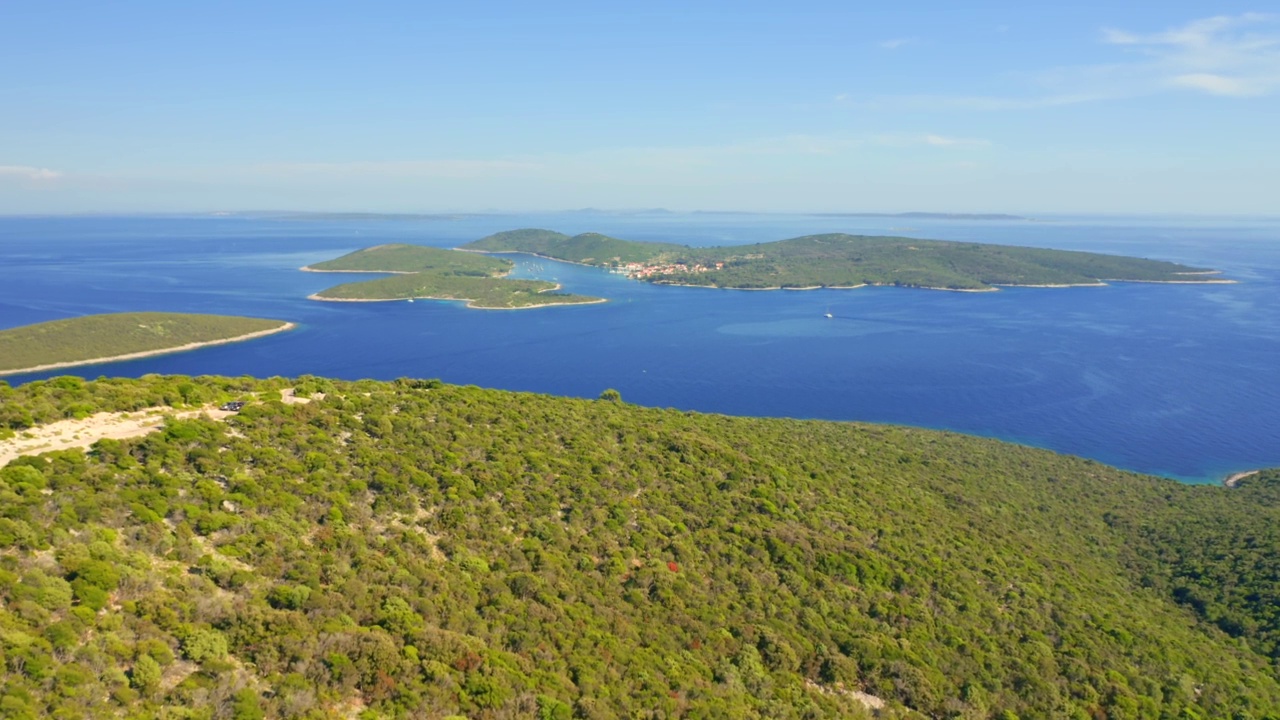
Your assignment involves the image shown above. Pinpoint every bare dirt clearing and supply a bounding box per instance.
[1,406,233,466]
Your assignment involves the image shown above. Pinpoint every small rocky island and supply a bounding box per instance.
[303,244,605,309]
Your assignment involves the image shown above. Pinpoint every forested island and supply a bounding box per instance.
[0,313,294,377]
[304,244,605,309]
[462,229,1232,291]
[2,374,1280,718]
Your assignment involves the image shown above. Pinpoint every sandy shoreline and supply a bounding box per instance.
[299,266,416,274]
[1102,278,1238,285]
[308,287,607,311]
[303,255,604,309]
[1224,470,1260,488]
[913,285,999,293]
[0,322,296,377]
[993,282,1109,288]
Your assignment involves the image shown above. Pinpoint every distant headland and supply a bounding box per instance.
[811,211,1028,221]
[0,313,294,376]
[461,229,1234,291]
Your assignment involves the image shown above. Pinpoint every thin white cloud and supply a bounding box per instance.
[872,133,990,148]
[855,13,1280,111]
[1101,13,1274,48]
[249,159,540,179]
[1100,13,1280,97]
[1172,72,1265,96]
[891,93,1108,111]
[0,165,62,181]
[923,134,988,147]
[879,37,917,50]
[621,132,990,164]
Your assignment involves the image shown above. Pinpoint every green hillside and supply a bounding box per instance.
[0,313,291,376]
[304,244,511,275]
[464,229,687,265]
[313,274,603,309]
[305,244,605,308]
[0,375,1278,718]
[462,229,1224,290]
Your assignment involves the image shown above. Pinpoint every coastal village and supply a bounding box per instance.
[614,259,725,279]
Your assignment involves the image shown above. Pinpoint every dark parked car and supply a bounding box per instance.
[219,401,246,412]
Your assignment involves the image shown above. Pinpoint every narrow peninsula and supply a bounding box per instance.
[304,244,605,309]
[462,228,1234,291]
[0,312,294,376]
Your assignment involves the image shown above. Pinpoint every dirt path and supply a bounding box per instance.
[0,406,234,467]
[1225,470,1260,488]
[0,390,320,467]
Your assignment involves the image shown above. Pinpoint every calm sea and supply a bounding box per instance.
[1,212,1277,483]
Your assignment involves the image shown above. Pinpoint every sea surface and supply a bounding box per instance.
[1,212,1277,483]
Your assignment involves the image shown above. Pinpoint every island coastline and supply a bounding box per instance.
[305,245,605,309]
[308,285,608,311]
[0,321,296,377]
[300,266,416,275]
[461,228,1235,292]
[1103,278,1239,285]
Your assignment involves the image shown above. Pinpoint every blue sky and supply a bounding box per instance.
[1,2,1277,214]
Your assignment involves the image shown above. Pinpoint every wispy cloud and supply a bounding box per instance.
[872,133,990,148]
[0,165,62,181]
[249,159,540,179]
[1100,13,1280,97]
[879,37,917,50]
[615,132,990,164]
[922,134,988,147]
[856,13,1280,111]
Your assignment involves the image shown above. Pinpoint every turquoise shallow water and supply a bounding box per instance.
[1,212,1277,483]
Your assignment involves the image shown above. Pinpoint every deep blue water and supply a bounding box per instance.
[1,212,1277,483]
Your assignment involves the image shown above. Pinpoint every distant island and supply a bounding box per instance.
[303,244,606,309]
[462,229,1234,291]
[812,212,1029,221]
[0,312,294,376]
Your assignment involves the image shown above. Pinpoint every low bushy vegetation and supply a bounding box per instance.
[464,229,1218,290]
[306,244,604,308]
[0,374,1276,718]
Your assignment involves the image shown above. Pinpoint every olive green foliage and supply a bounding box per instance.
[316,274,602,309]
[1109,468,1280,664]
[0,375,1278,719]
[463,229,1217,290]
[0,313,289,375]
[464,229,686,265]
[307,243,604,308]
[306,244,510,275]
[0,373,289,432]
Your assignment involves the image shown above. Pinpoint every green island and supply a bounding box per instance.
[304,244,605,309]
[462,228,1232,291]
[2,374,1280,718]
[0,313,294,377]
